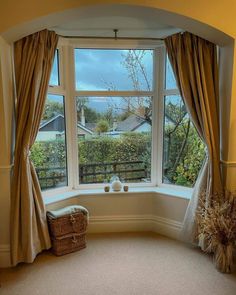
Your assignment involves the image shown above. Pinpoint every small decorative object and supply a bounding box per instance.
[196,190,236,273]
[111,175,122,192]
[123,185,129,192]
[104,185,110,192]
[104,179,110,192]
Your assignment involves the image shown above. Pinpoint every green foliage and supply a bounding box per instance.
[163,117,205,187]
[31,140,67,189]
[77,97,102,123]
[31,125,205,188]
[31,139,66,168]
[78,133,151,165]
[43,100,63,120]
[84,107,101,123]
[95,120,109,133]
[78,133,151,183]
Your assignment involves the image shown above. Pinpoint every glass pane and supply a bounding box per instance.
[74,49,153,91]
[49,49,60,86]
[162,95,205,187]
[31,94,68,190]
[165,55,177,89]
[76,96,152,184]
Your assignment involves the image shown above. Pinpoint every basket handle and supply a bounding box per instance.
[70,214,76,224]
[72,235,78,244]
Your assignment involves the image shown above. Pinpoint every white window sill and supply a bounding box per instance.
[44,186,192,206]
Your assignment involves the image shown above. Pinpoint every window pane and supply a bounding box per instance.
[162,95,205,187]
[31,94,68,190]
[165,56,177,89]
[76,96,152,184]
[74,49,153,91]
[49,49,60,86]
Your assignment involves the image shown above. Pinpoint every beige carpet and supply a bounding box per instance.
[0,233,236,295]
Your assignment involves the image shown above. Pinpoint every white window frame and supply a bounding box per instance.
[43,37,193,195]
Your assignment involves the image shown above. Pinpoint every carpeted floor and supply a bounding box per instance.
[0,233,236,295]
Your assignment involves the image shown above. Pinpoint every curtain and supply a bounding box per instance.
[11,30,58,266]
[164,32,223,245]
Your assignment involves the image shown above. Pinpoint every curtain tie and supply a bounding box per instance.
[24,148,31,158]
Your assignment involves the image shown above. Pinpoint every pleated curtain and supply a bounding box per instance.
[164,32,223,245]
[11,30,58,266]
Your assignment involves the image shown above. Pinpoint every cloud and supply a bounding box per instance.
[74,49,153,91]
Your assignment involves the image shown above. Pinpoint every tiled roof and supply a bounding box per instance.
[115,114,147,131]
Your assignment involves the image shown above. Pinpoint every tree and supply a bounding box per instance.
[119,49,204,187]
[96,119,109,133]
[43,100,63,120]
[121,50,152,123]
[76,97,102,123]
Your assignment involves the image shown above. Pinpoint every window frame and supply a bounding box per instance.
[42,38,193,196]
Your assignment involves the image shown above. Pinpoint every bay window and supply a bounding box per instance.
[31,39,204,192]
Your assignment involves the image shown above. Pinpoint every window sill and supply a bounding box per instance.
[43,186,192,206]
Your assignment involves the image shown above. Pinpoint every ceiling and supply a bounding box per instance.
[52,13,181,39]
[2,4,232,45]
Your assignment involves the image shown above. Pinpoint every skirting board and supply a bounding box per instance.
[0,215,182,268]
[88,215,183,240]
[0,244,11,268]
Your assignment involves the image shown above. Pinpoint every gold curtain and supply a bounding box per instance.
[165,32,223,244]
[11,30,58,265]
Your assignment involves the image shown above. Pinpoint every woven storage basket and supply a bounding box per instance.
[47,211,88,238]
[51,233,86,256]
[47,205,88,256]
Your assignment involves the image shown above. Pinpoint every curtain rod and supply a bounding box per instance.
[58,35,164,41]
[58,29,164,41]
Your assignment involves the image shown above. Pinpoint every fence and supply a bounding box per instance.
[79,160,148,184]
[36,160,149,190]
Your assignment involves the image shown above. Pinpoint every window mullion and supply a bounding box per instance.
[155,46,165,186]
[163,89,180,96]
[63,44,79,189]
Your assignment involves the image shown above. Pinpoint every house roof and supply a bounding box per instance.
[39,114,63,129]
[85,123,97,131]
[78,123,93,134]
[39,114,65,132]
[39,114,94,134]
[115,114,149,132]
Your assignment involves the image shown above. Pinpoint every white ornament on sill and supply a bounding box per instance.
[111,176,122,192]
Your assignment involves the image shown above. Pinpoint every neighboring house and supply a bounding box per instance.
[78,123,93,139]
[37,113,178,141]
[84,123,97,132]
[37,114,65,141]
[115,114,151,133]
[37,114,93,141]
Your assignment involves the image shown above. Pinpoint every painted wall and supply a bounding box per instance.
[46,192,188,235]
[0,36,14,267]
[1,1,236,39]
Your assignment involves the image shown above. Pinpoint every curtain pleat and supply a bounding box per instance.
[11,30,58,265]
[165,32,223,245]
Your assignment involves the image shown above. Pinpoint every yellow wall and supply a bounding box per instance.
[0,37,13,267]
[1,0,236,38]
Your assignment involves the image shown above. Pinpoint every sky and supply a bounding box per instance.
[48,49,177,112]
[74,49,153,91]
[50,48,177,90]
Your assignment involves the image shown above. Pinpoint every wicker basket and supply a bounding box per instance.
[51,233,86,256]
[47,211,88,238]
[47,205,88,256]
